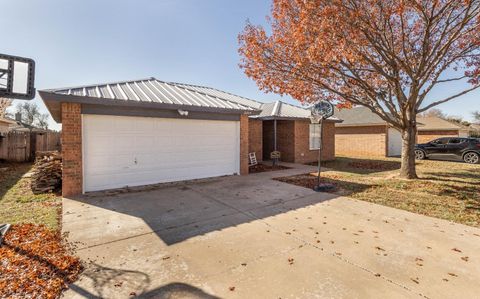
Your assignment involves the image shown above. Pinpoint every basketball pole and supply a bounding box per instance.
[316,117,323,189]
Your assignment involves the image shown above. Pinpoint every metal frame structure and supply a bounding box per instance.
[0,53,36,100]
[310,101,335,192]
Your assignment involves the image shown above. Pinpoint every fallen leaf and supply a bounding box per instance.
[114,282,123,288]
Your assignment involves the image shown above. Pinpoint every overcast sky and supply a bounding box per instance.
[2,0,478,130]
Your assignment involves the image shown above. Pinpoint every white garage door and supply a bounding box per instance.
[82,115,240,192]
[387,128,402,157]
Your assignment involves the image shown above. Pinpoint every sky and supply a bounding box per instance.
[1,0,479,130]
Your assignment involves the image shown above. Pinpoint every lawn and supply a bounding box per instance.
[276,156,480,227]
[0,162,61,230]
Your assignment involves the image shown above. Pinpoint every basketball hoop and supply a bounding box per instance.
[0,53,36,100]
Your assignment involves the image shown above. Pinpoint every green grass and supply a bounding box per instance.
[0,163,61,230]
[280,156,480,227]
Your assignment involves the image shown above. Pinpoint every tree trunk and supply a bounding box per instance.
[399,124,418,179]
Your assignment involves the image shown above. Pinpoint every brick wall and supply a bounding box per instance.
[294,120,335,163]
[248,118,262,161]
[240,114,249,175]
[335,125,387,157]
[61,102,83,197]
[417,130,459,144]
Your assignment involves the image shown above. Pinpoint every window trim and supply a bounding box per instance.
[309,123,321,150]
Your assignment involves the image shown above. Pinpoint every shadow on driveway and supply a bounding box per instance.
[63,172,338,246]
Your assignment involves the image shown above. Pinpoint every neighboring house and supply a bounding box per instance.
[470,124,480,137]
[416,117,471,143]
[0,117,16,134]
[39,78,340,196]
[0,114,48,134]
[334,106,471,157]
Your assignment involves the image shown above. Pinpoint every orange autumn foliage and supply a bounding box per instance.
[239,0,480,128]
[0,224,83,298]
[239,0,480,178]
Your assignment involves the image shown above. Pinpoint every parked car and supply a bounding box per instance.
[414,137,480,164]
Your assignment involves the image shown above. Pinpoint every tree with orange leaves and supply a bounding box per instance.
[239,0,480,178]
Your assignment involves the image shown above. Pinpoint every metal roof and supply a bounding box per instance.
[39,77,342,123]
[42,78,258,112]
[253,100,341,121]
[171,82,264,110]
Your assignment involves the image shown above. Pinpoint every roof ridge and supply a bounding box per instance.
[159,80,259,110]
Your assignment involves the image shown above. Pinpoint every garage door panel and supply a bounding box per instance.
[83,115,240,192]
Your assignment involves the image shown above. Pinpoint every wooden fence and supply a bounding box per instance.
[0,131,61,162]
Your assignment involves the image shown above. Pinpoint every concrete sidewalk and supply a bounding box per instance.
[62,164,480,298]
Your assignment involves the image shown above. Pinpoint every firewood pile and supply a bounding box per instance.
[31,151,62,194]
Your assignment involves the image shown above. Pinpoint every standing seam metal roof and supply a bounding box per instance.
[43,78,258,112]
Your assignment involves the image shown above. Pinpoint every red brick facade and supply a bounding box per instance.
[61,103,83,197]
[294,120,335,163]
[262,119,335,163]
[248,119,263,162]
[335,125,388,157]
[240,114,249,175]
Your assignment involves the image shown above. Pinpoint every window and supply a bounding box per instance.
[309,124,321,150]
[448,138,465,144]
[432,138,448,145]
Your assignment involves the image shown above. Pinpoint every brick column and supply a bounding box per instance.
[61,103,82,197]
[240,114,249,175]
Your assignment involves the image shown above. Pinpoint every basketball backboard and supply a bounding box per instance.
[0,53,35,100]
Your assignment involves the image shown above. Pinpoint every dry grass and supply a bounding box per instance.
[277,156,480,227]
[0,162,61,230]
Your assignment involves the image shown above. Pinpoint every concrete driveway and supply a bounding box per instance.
[63,165,480,299]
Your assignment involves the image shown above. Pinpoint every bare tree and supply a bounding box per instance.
[0,97,12,118]
[16,102,50,129]
[473,111,480,123]
[418,108,447,119]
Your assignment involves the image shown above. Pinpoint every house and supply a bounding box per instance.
[0,117,16,134]
[416,117,471,143]
[334,106,472,157]
[250,100,341,164]
[0,113,48,134]
[39,78,340,196]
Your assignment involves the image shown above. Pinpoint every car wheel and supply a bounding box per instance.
[463,152,480,164]
[414,149,426,160]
